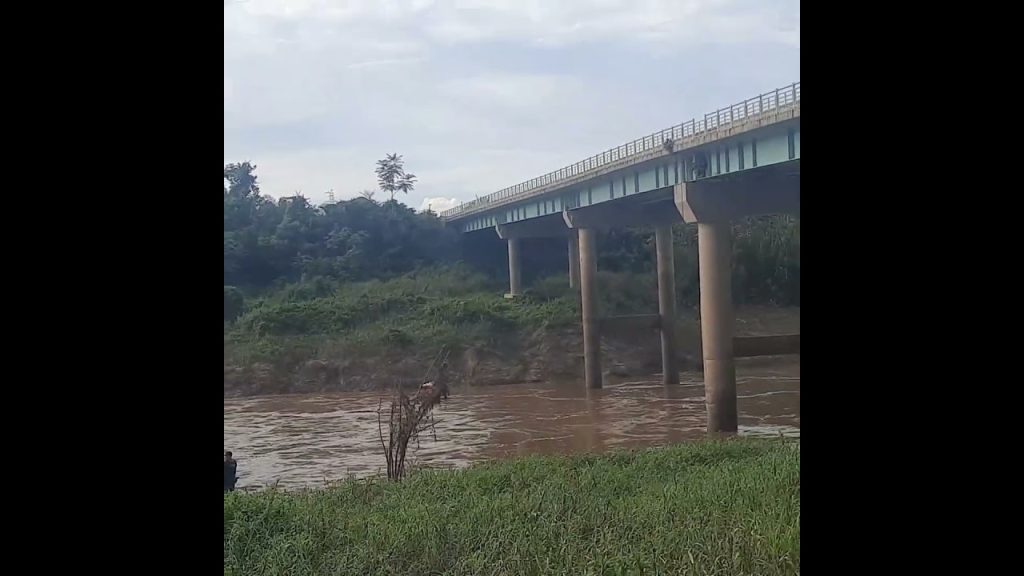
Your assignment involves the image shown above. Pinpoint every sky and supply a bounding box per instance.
[224,0,799,213]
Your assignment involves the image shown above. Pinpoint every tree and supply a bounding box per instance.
[224,162,260,198]
[375,153,417,201]
[221,160,797,307]
[223,160,461,288]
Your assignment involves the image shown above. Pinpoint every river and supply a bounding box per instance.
[223,356,799,490]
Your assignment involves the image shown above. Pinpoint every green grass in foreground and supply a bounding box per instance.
[223,440,800,575]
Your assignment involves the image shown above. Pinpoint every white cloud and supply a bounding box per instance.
[225,1,799,52]
[224,0,800,206]
[347,56,427,69]
[419,197,460,213]
[418,0,799,48]
[446,72,574,104]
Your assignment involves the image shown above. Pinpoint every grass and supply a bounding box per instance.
[223,439,800,575]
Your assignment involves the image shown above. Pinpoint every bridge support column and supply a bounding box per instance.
[506,238,522,297]
[655,225,679,385]
[568,229,581,289]
[697,221,737,432]
[579,227,602,389]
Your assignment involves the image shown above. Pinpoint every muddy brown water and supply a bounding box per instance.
[224,356,799,490]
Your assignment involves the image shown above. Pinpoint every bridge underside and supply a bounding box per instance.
[492,160,799,233]
[676,159,800,223]
[475,159,800,434]
[495,213,569,240]
[480,159,800,432]
[444,84,800,432]
[563,188,681,229]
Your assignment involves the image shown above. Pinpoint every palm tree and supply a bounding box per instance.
[375,153,417,201]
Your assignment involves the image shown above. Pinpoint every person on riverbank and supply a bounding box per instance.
[417,362,450,401]
[224,451,238,492]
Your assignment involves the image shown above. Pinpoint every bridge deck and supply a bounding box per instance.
[443,82,800,226]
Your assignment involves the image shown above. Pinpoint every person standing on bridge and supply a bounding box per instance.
[692,153,708,179]
[224,451,238,492]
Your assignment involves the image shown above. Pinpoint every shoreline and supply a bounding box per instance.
[224,305,798,397]
[224,439,800,575]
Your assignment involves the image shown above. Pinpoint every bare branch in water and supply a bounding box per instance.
[376,348,452,481]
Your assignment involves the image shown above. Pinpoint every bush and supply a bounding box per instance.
[525,275,574,301]
[224,286,245,322]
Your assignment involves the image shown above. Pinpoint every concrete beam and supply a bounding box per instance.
[675,159,800,223]
[733,334,800,358]
[495,213,569,239]
[563,189,682,230]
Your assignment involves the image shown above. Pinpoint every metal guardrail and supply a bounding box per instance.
[441,81,800,220]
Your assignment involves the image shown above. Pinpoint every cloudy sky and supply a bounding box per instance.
[224,0,799,212]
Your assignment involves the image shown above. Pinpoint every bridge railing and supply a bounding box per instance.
[441,81,800,220]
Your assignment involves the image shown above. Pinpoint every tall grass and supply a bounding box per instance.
[224,440,799,575]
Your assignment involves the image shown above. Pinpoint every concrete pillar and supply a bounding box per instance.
[655,225,679,385]
[578,227,602,389]
[697,221,737,432]
[507,238,522,297]
[568,230,581,289]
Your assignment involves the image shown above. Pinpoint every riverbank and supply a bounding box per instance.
[223,439,800,575]
[224,269,799,396]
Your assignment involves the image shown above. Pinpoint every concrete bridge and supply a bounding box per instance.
[442,82,800,433]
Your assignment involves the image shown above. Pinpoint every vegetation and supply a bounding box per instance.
[379,356,450,481]
[224,161,458,290]
[223,161,799,386]
[223,161,798,304]
[222,163,800,572]
[223,439,800,575]
[224,267,578,369]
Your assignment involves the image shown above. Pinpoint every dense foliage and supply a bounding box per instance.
[224,161,798,356]
[224,162,797,304]
[224,162,459,291]
[223,161,798,386]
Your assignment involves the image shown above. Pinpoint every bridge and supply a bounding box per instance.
[441,82,800,433]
